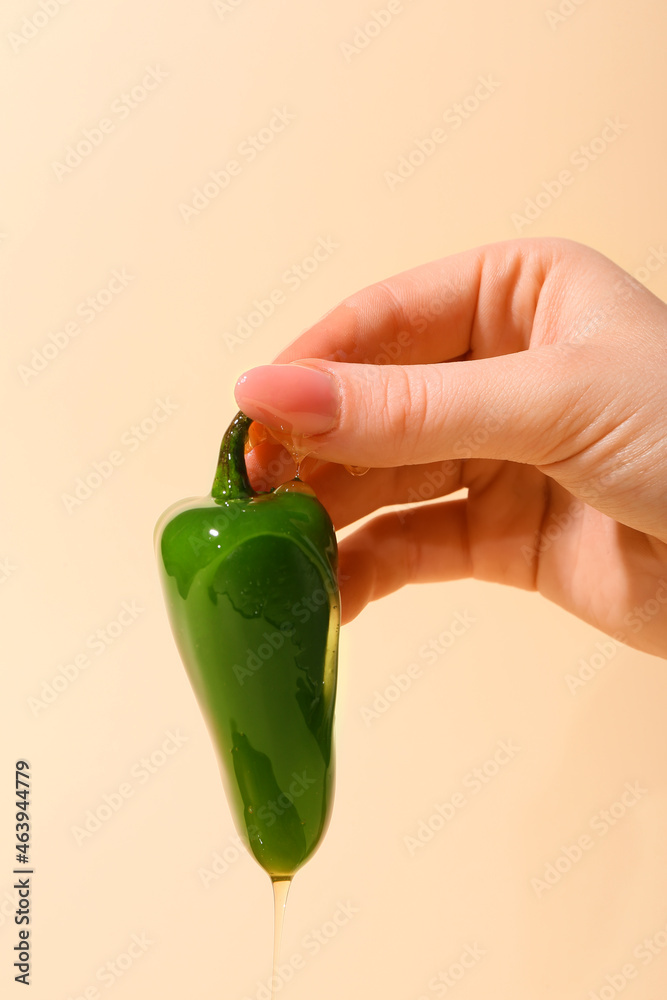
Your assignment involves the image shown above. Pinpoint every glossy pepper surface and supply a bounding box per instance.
[155,411,340,878]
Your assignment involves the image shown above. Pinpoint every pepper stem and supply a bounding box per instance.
[211,410,254,501]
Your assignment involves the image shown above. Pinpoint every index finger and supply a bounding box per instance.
[272,237,561,366]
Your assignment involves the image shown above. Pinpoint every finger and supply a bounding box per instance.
[272,237,582,367]
[244,439,294,491]
[337,500,472,624]
[234,238,638,472]
[336,462,547,623]
[244,422,329,490]
[234,342,613,470]
[336,483,667,659]
[303,459,464,530]
[244,434,465,528]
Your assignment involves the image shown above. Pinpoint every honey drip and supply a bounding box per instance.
[253,423,314,481]
[271,877,291,1000]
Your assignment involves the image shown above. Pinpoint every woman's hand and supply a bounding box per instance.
[235,237,667,657]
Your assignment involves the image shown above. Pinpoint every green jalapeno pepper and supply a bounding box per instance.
[154,411,339,879]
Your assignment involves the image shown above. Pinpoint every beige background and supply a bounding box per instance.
[2,1,667,998]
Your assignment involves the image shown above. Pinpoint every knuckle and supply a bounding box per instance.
[383,367,427,458]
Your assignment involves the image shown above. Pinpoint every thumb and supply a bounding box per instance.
[234,347,612,470]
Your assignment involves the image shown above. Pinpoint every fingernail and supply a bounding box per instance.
[234,363,339,436]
